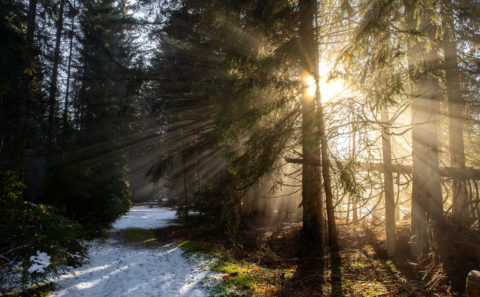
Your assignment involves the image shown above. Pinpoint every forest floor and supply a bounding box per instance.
[154,215,460,297]
[35,206,462,297]
[48,206,216,297]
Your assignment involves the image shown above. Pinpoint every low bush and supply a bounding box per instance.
[0,171,85,292]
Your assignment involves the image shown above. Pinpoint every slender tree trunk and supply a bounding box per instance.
[26,0,37,54]
[313,1,338,253]
[63,2,76,138]
[183,163,188,220]
[351,111,357,223]
[404,0,444,257]
[318,99,338,253]
[21,0,38,185]
[395,178,400,222]
[442,0,467,221]
[352,197,357,222]
[382,110,396,256]
[46,0,66,165]
[346,96,353,226]
[346,195,350,224]
[299,0,324,247]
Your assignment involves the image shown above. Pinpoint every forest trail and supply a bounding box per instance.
[50,206,213,297]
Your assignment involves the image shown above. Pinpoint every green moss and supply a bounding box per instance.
[124,228,156,243]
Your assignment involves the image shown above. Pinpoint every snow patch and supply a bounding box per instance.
[51,207,215,297]
[111,206,178,230]
[28,251,50,274]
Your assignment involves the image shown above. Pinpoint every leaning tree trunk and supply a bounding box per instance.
[299,0,324,247]
[442,0,467,222]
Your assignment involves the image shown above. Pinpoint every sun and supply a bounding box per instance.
[301,61,347,103]
[302,73,344,103]
[302,72,317,99]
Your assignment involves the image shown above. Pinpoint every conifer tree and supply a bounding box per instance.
[149,0,337,246]
[442,0,467,221]
[43,0,135,229]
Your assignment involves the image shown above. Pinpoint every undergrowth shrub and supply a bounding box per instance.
[0,171,85,292]
[43,160,131,235]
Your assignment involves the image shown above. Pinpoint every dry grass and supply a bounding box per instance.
[152,218,462,296]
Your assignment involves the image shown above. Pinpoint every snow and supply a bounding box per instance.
[111,206,178,230]
[51,206,214,297]
[28,251,51,273]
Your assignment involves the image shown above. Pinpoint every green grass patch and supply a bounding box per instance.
[178,240,211,256]
[124,228,156,243]
[177,240,282,296]
[210,258,266,296]
[223,272,261,290]
[1,283,53,297]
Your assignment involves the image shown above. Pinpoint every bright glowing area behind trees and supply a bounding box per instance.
[301,66,346,103]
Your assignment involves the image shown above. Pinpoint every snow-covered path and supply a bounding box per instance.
[51,206,213,297]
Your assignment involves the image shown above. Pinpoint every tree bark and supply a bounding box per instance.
[299,0,324,247]
[63,2,76,138]
[351,109,357,223]
[381,110,396,257]
[21,0,39,184]
[46,0,66,165]
[442,0,467,221]
[318,95,338,253]
[312,0,338,253]
[404,0,444,258]
[183,159,188,220]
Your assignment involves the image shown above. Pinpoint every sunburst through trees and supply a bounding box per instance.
[1,0,480,294]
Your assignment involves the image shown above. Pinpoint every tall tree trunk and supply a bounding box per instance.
[351,111,358,223]
[183,156,188,220]
[299,0,324,247]
[346,195,350,224]
[381,110,396,256]
[442,0,467,222]
[395,178,400,222]
[46,0,66,165]
[63,2,76,139]
[21,0,38,185]
[318,96,338,253]
[313,1,338,254]
[404,0,444,257]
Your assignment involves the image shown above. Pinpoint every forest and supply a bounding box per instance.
[1,0,480,296]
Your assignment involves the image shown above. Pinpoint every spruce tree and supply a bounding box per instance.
[44,0,135,229]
